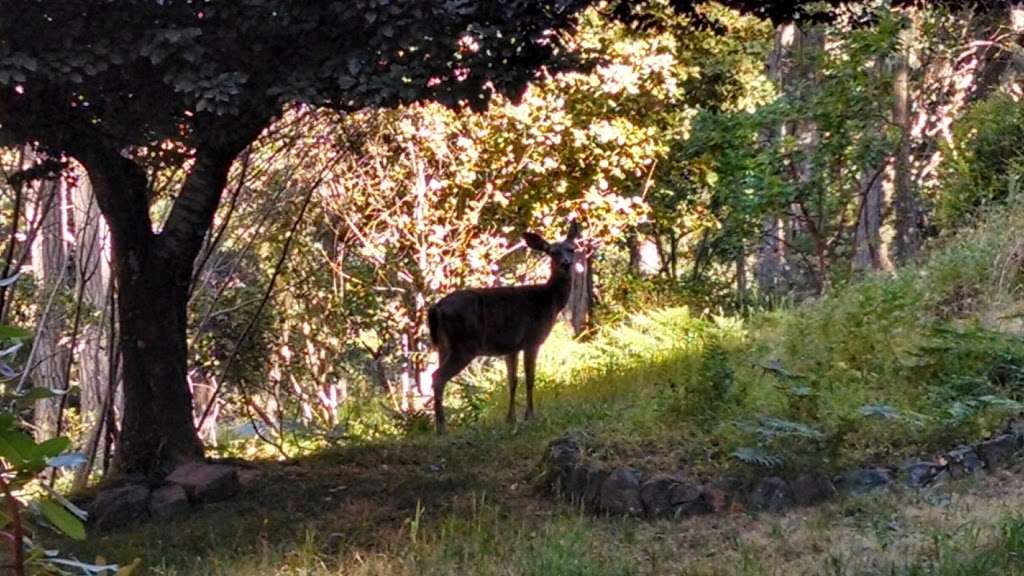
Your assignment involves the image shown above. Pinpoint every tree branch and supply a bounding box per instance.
[157,113,273,271]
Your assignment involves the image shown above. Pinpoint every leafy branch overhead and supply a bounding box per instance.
[0,0,602,150]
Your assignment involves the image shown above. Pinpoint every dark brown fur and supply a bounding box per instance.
[428,223,579,433]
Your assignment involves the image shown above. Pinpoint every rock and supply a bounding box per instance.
[98,473,149,490]
[582,467,610,511]
[640,474,677,518]
[944,445,984,478]
[148,484,190,520]
[600,468,643,516]
[166,462,240,503]
[977,434,1020,469]
[790,473,837,506]
[93,484,150,531]
[834,468,893,496]
[567,463,596,505]
[748,477,793,512]
[670,481,709,517]
[901,461,945,488]
[1007,420,1024,446]
[541,436,581,494]
[701,479,743,513]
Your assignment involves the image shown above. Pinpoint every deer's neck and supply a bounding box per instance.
[546,269,572,310]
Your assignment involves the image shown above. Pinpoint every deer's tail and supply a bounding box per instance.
[427,305,441,348]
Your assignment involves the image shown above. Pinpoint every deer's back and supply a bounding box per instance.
[430,285,562,356]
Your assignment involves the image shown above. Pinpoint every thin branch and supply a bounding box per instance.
[195,151,341,433]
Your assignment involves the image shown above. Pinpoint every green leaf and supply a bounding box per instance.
[0,325,30,340]
[12,387,63,403]
[32,437,71,460]
[37,499,86,540]
[0,428,35,465]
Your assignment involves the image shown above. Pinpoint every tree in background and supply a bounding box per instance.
[657,1,1024,303]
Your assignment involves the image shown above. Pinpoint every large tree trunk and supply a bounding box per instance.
[75,152,203,476]
[70,120,262,475]
[892,39,920,264]
[71,174,112,417]
[788,27,825,294]
[852,160,889,273]
[756,216,784,304]
[853,58,892,274]
[755,23,797,303]
[29,158,68,442]
[114,246,204,475]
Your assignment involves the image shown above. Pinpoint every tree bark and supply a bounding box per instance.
[789,26,825,294]
[568,249,593,337]
[115,251,203,475]
[29,154,67,442]
[735,251,747,311]
[853,161,889,272]
[853,58,892,274]
[70,171,114,488]
[755,23,797,303]
[893,20,921,265]
[756,216,783,303]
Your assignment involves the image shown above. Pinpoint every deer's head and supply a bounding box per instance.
[523,221,581,276]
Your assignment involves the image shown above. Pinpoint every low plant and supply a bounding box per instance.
[0,324,133,576]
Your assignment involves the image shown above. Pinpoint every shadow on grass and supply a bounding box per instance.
[54,326,710,573]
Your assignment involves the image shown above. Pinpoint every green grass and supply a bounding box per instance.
[50,202,1024,574]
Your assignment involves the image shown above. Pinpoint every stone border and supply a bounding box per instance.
[540,420,1024,518]
[88,461,261,530]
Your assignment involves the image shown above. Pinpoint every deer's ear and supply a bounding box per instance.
[565,220,581,242]
[523,232,550,252]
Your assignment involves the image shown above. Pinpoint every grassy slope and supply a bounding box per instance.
[62,203,1024,574]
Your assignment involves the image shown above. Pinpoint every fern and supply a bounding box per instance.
[732,446,783,468]
[738,416,824,441]
[858,404,901,420]
[977,395,1024,410]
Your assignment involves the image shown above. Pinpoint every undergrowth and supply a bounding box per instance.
[145,201,1024,576]
[416,199,1024,476]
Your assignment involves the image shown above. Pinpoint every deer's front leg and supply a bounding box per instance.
[505,353,519,424]
[524,346,538,420]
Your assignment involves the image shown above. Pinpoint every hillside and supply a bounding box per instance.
[61,201,1024,575]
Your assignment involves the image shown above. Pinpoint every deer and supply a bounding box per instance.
[427,221,581,434]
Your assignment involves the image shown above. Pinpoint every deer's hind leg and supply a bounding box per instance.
[505,353,518,424]
[524,346,538,420]
[431,350,474,435]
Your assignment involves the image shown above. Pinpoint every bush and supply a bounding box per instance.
[935,93,1024,229]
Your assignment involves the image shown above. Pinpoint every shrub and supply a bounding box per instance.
[934,93,1024,229]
